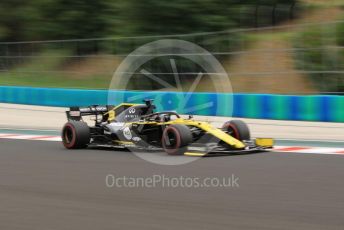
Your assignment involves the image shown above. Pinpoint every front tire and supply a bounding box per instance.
[62,121,90,149]
[222,120,250,141]
[161,124,192,155]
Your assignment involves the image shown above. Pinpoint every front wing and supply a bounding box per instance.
[184,138,274,157]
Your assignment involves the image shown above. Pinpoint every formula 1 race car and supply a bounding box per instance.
[61,100,273,156]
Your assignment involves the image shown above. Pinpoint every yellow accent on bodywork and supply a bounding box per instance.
[255,138,274,147]
[181,120,246,149]
[184,152,207,157]
[113,140,134,145]
[108,110,115,121]
[116,103,138,107]
[131,118,246,149]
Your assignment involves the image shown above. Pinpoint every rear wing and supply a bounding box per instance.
[66,105,112,121]
[66,100,155,121]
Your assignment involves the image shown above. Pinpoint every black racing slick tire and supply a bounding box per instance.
[162,124,192,155]
[222,120,250,141]
[62,121,90,149]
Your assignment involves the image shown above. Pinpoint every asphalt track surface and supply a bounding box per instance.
[1,139,344,230]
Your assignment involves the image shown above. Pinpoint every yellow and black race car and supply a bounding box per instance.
[62,100,273,156]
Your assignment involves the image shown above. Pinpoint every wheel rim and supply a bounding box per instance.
[64,127,73,144]
[224,123,240,140]
[62,124,76,148]
[165,131,177,149]
[162,127,181,154]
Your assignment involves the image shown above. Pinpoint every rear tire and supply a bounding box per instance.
[62,121,90,149]
[222,120,250,141]
[162,124,192,155]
